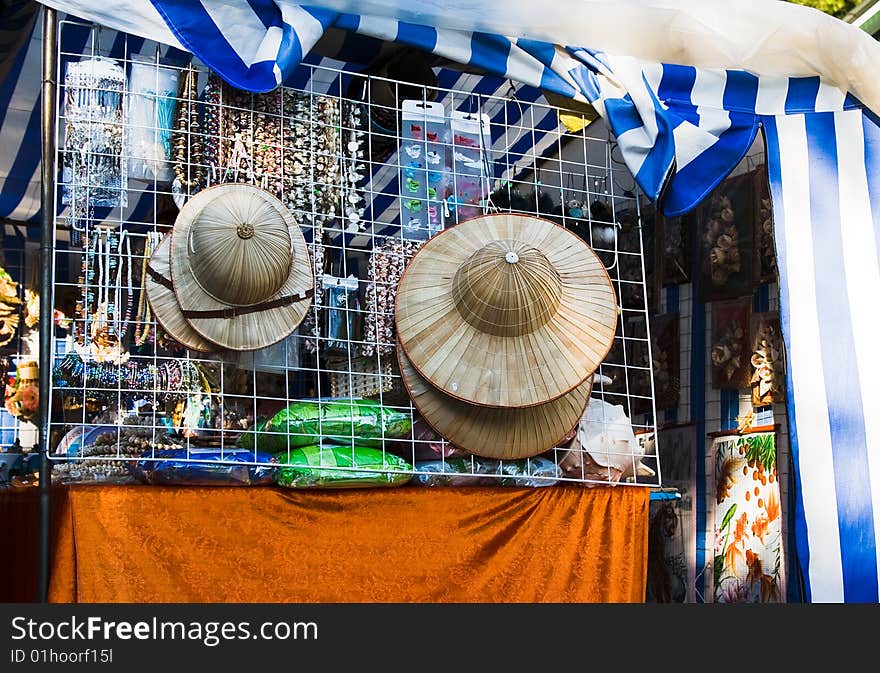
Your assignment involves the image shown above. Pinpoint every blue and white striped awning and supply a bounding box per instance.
[4,0,880,603]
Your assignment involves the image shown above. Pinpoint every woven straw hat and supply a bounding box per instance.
[170,184,314,351]
[145,233,215,352]
[398,348,592,460]
[395,213,618,408]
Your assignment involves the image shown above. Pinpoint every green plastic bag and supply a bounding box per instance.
[275,444,413,489]
[237,398,412,453]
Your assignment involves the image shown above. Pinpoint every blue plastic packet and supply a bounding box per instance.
[133,448,277,486]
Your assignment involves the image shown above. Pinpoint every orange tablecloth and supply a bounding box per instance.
[47,484,649,603]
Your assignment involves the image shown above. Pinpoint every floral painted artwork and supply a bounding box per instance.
[713,432,783,603]
[711,299,752,389]
[750,312,786,405]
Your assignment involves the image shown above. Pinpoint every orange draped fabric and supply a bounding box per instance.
[48,484,649,603]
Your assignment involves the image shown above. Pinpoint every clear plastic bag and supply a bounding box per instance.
[62,57,127,213]
[237,398,413,452]
[126,59,179,183]
[132,448,277,486]
[275,443,412,489]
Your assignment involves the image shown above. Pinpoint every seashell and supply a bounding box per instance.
[712,344,731,365]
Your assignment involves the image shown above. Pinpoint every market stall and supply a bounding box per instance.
[2,0,880,604]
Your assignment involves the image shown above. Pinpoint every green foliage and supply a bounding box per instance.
[737,433,776,470]
[720,503,738,532]
[714,554,725,587]
[788,0,859,18]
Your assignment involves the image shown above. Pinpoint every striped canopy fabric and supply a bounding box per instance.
[4,0,880,602]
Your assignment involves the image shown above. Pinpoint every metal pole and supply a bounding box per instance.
[38,5,58,604]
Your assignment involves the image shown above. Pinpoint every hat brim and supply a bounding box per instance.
[396,213,618,408]
[145,233,217,353]
[398,347,592,460]
[170,184,314,352]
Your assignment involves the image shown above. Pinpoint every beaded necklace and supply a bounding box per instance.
[112,231,134,344]
[134,232,158,347]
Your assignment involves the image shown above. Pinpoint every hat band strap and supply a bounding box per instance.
[146,267,174,291]
[181,288,314,320]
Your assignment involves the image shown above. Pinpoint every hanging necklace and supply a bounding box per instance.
[134,232,157,347]
[113,231,134,344]
[172,65,205,208]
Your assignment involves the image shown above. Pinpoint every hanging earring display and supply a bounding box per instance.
[341,101,367,232]
[62,57,127,244]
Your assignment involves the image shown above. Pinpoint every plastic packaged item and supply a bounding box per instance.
[400,99,449,240]
[495,456,560,487]
[323,274,360,352]
[412,455,560,487]
[237,332,300,374]
[61,57,128,224]
[50,460,138,485]
[411,457,496,486]
[275,444,413,488]
[126,59,179,183]
[133,448,277,485]
[447,110,491,224]
[237,398,413,452]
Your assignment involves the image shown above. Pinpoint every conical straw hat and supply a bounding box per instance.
[395,212,617,408]
[398,348,592,460]
[145,233,216,352]
[170,184,314,351]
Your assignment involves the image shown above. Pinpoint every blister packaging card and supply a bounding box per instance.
[448,111,491,224]
[322,274,361,353]
[399,100,449,240]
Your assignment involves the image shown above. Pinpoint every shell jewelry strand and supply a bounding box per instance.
[134,232,158,347]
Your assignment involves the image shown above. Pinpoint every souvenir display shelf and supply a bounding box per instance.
[45,18,662,488]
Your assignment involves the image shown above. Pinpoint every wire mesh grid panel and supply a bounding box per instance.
[47,19,661,488]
